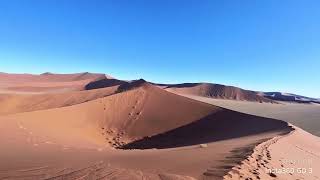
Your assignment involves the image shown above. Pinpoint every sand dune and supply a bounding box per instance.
[0,85,119,115]
[0,81,294,179]
[0,78,155,116]
[164,83,273,103]
[5,82,218,147]
[0,72,108,93]
[0,72,106,82]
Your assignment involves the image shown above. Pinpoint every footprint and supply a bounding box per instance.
[44,141,54,144]
[269,172,277,177]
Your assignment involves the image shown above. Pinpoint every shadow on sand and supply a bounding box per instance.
[121,109,293,149]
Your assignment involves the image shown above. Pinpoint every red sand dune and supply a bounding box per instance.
[0,74,300,179]
[0,72,107,82]
[0,85,119,115]
[6,82,219,147]
[0,72,109,93]
[164,83,274,103]
[4,81,291,147]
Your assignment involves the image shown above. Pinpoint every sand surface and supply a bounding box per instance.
[0,73,318,180]
[224,126,320,180]
[0,78,293,179]
[0,112,285,179]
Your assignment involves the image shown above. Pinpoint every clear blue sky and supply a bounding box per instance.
[0,0,319,97]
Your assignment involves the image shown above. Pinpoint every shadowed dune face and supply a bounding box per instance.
[164,83,274,103]
[84,78,126,90]
[84,78,147,92]
[121,110,293,149]
[116,79,148,92]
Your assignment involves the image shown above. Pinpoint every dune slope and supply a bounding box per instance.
[0,85,119,115]
[5,83,218,147]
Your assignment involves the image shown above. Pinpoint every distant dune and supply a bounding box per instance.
[0,72,108,93]
[0,85,119,115]
[261,92,320,104]
[0,72,106,82]
[162,83,274,103]
[0,79,162,115]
